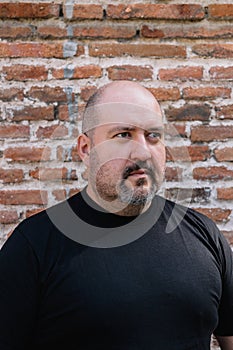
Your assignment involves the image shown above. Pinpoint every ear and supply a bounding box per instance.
[77,133,91,165]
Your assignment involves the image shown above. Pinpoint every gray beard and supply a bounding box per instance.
[118,178,157,206]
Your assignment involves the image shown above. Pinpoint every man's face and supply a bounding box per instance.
[87,103,166,208]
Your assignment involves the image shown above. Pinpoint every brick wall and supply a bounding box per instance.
[1,1,233,251]
[1,1,233,347]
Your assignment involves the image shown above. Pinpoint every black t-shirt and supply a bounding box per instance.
[0,189,233,350]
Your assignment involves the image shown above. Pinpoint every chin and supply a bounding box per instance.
[119,183,157,205]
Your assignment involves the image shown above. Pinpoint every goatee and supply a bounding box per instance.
[118,176,157,206]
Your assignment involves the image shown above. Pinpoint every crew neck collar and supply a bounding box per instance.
[69,186,156,229]
[56,187,166,248]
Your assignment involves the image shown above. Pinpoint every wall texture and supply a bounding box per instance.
[1,0,233,348]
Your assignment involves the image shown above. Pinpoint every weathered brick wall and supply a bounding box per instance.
[1,1,233,253]
[1,1,233,348]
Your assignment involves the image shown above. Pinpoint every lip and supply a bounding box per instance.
[128,169,147,177]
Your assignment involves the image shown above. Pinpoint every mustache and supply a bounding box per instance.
[122,161,155,180]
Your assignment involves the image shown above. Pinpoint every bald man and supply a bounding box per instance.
[0,81,232,350]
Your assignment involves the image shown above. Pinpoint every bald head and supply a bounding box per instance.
[97,81,159,107]
[82,81,162,135]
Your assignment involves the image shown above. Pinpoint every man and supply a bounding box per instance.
[0,81,232,349]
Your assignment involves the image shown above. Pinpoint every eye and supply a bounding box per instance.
[114,132,131,139]
[147,132,162,142]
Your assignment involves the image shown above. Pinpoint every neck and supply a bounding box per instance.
[86,185,152,217]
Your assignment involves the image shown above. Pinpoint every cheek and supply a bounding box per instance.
[90,142,131,166]
[96,159,128,178]
[156,144,165,156]
[104,159,127,172]
[151,146,166,169]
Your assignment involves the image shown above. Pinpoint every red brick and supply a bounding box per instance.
[70,169,78,181]
[58,105,69,121]
[37,25,67,39]
[0,190,48,205]
[0,168,24,183]
[208,4,233,19]
[28,86,73,103]
[148,87,180,101]
[57,146,81,162]
[36,125,68,139]
[165,188,211,203]
[191,125,233,142]
[0,42,62,58]
[72,128,79,138]
[167,145,210,162]
[0,42,83,58]
[214,148,233,162]
[217,188,233,200]
[89,43,186,58]
[221,230,233,246]
[63,4,103,19]
[7,105,54,122]
[71,147,80,162]
[165,124,187,138]
[52,189,67,201]
[158,66,203,81]
[165,167,183,182]
[188,145,211,162]
[77,104,85,121]
[216,105,233,120]
[141,25,171,39]
[0,88,23,101]
[73,25,136,39]
[194,208,231,223]
[107,4,204,20]
[165,104,210,122]
[4,147,51,163]
[0,210,18,224]
[193,166,233,181]
[50,68,64,80]
[80,86,97,101]
[59,103,82,123]
[141,25,233,40]
[0,3,60,18]
[29,167,68,181]
[108,65,153,81]
[52,65,102,80]
[0,125,29,139]
[57,145,81,162]
[209,66,233,80]
[3,64,48,81]
[192,44,233,58]
[183,87,231,100]
[0,25,32,38]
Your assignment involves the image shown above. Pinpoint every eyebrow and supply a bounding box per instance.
[107,125,164,136]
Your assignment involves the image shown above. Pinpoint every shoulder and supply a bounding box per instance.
[157,195,222,241]
[158,196,233,271]
[14,192,82,252]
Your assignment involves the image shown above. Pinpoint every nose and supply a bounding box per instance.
[129,137,151,162]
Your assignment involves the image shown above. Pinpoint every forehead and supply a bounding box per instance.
[83,102,164,134]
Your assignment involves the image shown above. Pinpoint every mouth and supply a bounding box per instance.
[123,163,154,180]
[128,169,148,178]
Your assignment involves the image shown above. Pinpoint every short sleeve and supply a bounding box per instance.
[213,230,233,336]
[0,228,40,349]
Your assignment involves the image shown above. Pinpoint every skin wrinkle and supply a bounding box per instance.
[82,103,164,135]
